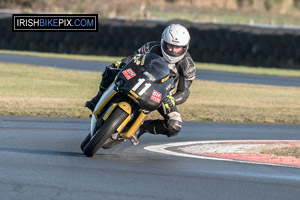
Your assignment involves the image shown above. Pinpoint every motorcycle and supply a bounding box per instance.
[80,53,174,157]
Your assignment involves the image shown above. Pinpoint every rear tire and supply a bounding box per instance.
[82,107,128,157]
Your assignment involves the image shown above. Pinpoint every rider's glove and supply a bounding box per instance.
[114,61,126,69]
[163,96,176,111]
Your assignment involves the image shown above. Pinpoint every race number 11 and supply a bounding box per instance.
[132,78,151,96]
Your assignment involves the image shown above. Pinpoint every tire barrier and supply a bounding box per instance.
[1,16,300,69]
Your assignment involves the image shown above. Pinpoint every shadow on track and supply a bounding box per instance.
[0,146,84,157]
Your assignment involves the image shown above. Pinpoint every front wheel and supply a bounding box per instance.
[82,107,128,157]
[80,133,91,152]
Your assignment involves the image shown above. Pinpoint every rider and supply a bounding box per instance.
[85,24,196,141]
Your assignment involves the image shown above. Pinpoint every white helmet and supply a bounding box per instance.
[161,24,190,64]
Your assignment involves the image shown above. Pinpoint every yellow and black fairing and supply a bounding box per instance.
[117,53,174,112]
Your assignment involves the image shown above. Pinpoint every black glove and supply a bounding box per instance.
[163,96,176,111]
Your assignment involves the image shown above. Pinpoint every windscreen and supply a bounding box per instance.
[142,53,169,81]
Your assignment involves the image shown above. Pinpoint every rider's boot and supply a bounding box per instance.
[85,91,102,112]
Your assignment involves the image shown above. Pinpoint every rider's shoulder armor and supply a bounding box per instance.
[137,41,162,56]
[176,53,196,81]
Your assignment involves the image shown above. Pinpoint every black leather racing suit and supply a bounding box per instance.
[98,41,196,137]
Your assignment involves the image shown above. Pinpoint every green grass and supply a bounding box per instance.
[1,62,299,123]
[1,49,300,77]
[146,6,300,27]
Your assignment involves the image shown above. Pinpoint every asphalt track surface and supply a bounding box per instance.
[1,54,300,199]
[0,116,300,200]
[1,53,300,87]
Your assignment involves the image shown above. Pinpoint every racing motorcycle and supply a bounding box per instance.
[80,53,174,157]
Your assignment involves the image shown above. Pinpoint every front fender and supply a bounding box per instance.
[91,101,132,137]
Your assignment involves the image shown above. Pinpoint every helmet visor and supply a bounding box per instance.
[162,41,188,57]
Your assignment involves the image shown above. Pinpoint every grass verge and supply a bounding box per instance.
[1,62,299,123]
[1,49,300,77]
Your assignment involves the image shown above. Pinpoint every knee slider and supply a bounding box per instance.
[167,119,182,137]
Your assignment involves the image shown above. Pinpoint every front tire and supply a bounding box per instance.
[80,133,91,151]
[82,107,128,157]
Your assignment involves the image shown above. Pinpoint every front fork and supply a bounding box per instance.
[120,111,147,139]
[105,101,148,139]
[91,93,148,141]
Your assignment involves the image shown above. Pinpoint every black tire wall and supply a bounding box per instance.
[1,16,300,69]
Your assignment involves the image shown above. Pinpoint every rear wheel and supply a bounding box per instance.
[82,107,128,157]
